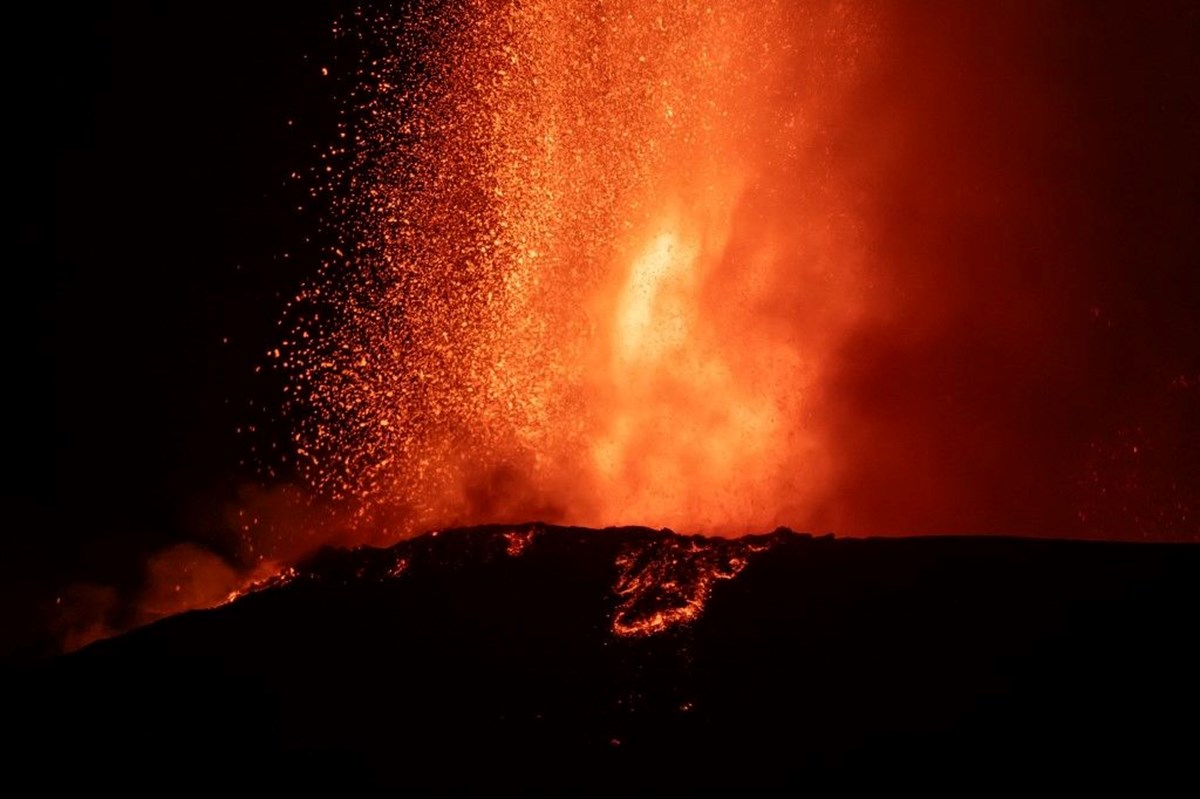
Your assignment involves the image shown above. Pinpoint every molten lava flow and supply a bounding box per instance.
[219,567,300,607]
[285,0,876,537]
[611,534,775,637]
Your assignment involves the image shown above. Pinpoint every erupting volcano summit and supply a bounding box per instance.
[20,1,1200,786]
[279,1,875,539]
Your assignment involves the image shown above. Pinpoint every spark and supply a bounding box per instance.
[282,1,875,536]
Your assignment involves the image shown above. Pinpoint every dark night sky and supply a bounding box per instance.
[7,2,344,653]
[5,1,1198,655]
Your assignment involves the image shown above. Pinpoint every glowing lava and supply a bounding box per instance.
[285,0,875,537]
[612,533,776,637]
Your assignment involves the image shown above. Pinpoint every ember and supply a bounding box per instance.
[283,1,875,536]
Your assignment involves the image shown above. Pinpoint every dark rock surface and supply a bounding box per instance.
[9,525,1198,788]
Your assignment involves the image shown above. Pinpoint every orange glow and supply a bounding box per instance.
[219,566,299,607]
[612,534,775,637]
[54,2,1200,654]
[286,0,877,537]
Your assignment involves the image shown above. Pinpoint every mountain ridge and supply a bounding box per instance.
[10,524,1198,787]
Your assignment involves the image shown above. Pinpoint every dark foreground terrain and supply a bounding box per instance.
[9,526,1199,788]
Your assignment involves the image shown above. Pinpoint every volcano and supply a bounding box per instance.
[12,525,1198,788]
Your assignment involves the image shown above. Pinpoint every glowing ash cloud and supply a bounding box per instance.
[286,0,875,536]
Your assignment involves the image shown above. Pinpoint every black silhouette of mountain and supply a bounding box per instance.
[10,525,1198,789]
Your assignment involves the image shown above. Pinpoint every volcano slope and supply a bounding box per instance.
[11,525,1198,787]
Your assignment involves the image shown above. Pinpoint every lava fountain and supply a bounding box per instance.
[50,1,1200,653]
[284,0,876,537]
